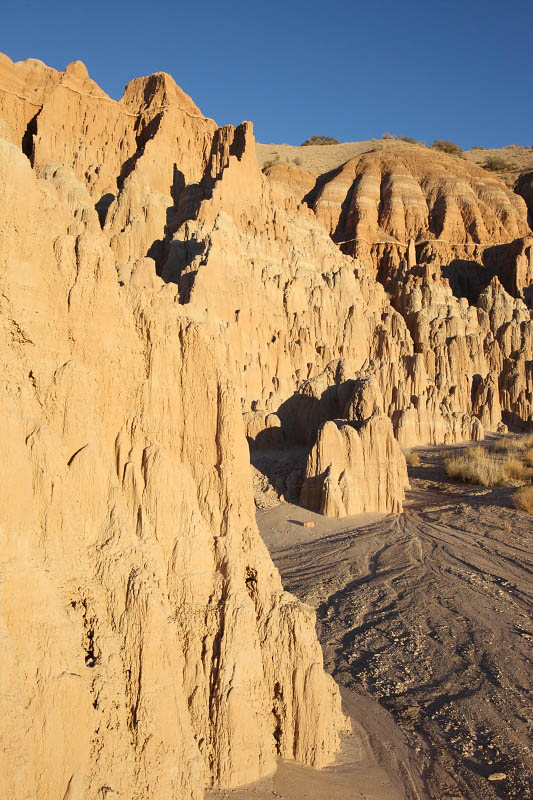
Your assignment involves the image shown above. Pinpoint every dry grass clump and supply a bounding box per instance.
[445,446,528,486]
[432,139,463,156]
[525,446,533,465]
[513,485,533,513]
[493,433,533,453]
[503,456,528,481]
[405,451,421,466]
[382,133,425,145]
[300,135,339,146]
[483,156,512,172]
[262,155,280,170]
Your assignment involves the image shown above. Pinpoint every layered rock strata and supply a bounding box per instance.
[306,145,531,292]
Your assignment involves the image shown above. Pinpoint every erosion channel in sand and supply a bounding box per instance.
[253,441,532,800]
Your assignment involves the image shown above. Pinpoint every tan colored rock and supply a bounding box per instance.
[472,374,502,431]
[162,120,530,451]
[0,53,218,283]
[0,52,60,145]
[164,121,409,428]
[263,161,317,201]
[0,131,348,799]
[2,52,533,796]
[310,145,529,261]
[343,376,384,422]
[300,415,407,517]
[244,409,284,448]
[5,54,527,454]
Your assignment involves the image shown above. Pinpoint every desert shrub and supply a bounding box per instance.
[514,485,533,513]
[431,139,463,156]
[493,433,533,452]
[502,456,528,481]
[483,156,512,172]
[262,155,280,170]
[405,451,421,466]
[445,446,527,486]
[493,437,511,452]
[293,157,302,166]
[300,135,339,146]
[524,446,533,465]
[382,133,421,144]
[513,434,533,450]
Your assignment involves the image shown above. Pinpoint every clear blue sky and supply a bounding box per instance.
[2,0,532,148]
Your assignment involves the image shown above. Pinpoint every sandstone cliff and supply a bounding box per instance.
[1,51,533,795]
[0,108,347,799]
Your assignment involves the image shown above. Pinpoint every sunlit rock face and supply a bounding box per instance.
[0,50,532,797]
[0,58,348,800]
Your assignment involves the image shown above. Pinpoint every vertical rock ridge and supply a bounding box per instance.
[0,134,347,799]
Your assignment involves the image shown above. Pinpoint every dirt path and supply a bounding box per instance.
[258,445,533,800]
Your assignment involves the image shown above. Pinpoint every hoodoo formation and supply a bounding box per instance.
[0,52,532,799]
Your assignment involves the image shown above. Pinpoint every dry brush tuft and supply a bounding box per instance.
[445,445,529,486]
[514,485,533,513]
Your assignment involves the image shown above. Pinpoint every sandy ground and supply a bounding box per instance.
[465,145,533,172]
[209,687,427,800]
[256,138,408,175]
[255,139,533,186]
[465,147,533,189]
[251,443,532,800]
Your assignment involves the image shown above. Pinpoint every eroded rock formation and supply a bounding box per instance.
[515,171,533,224]
[307,146,530,284]
[0,85,347,799]
[300,413,408,517]
[1,51,533,795]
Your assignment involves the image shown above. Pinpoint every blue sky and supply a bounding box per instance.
[2,0,532,148]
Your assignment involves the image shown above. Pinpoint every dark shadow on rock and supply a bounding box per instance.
[275,393,321,446]
[515,171,533,229]
[145,123,255,290]
[275,378,357,447]
[523,282,533,308]
[501,408,533,432]
[158,237,204,296]
[250,445,308,505]
[303,164,345,210]
[117,113,162,191]
[95,193,115,228]
[483,239,533,303]
[21,110,39,163]
[471,373,483,406]
[144,163,206,284]
[441,259,494,305]
[248,373,359,510]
